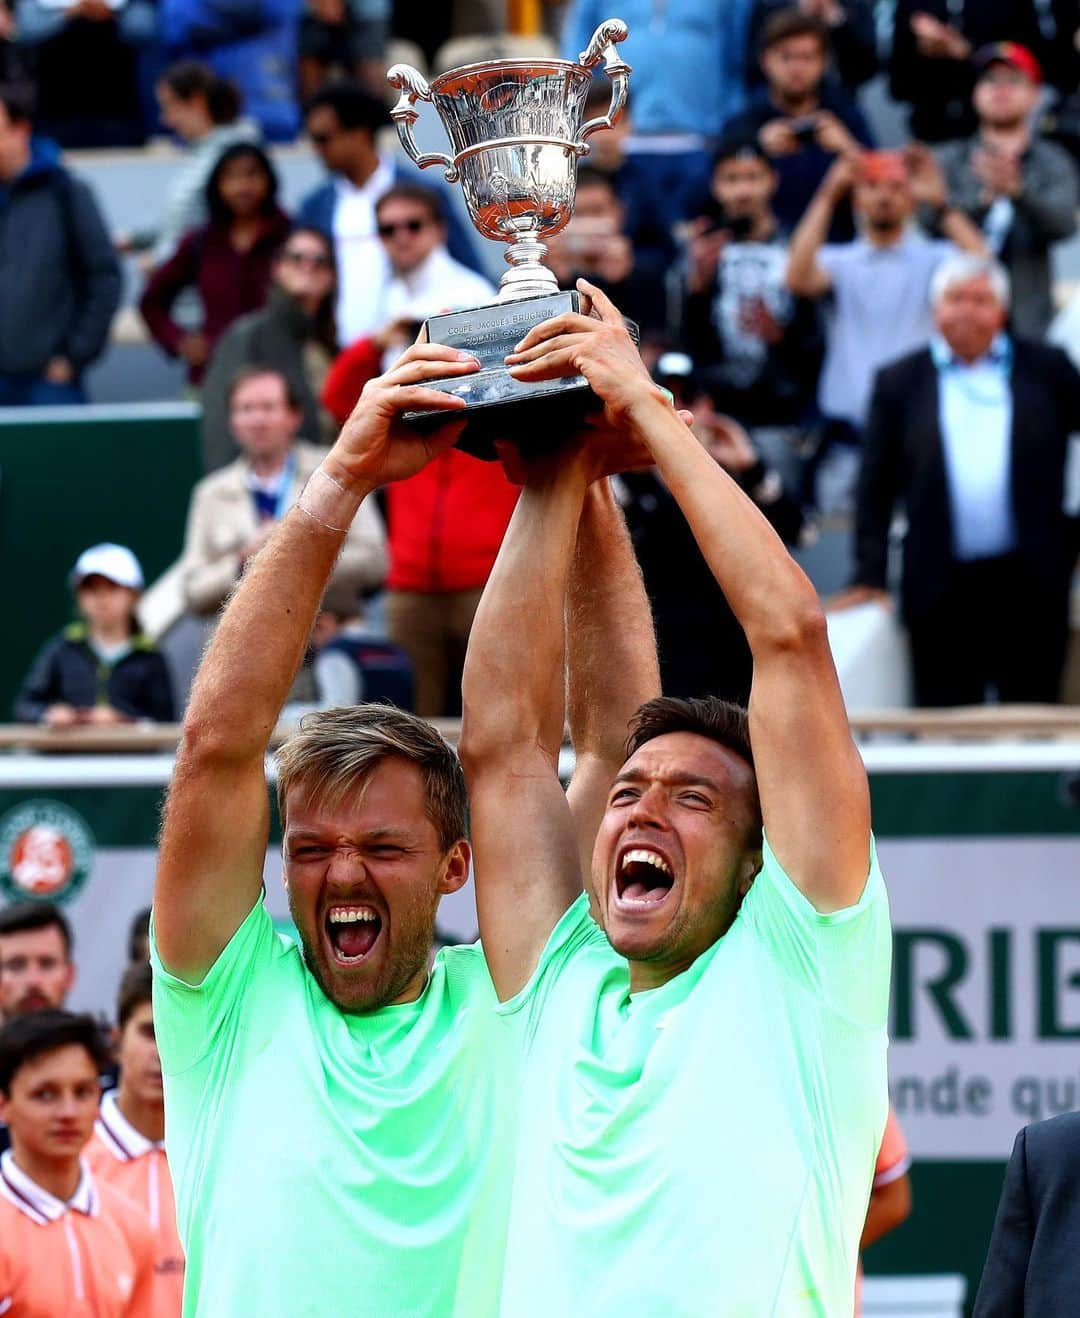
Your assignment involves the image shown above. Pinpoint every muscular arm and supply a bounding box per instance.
[459,464,588,1001]
[565,479,660,882]
[622,393,870,909]
[155,343,476,982]
[786,170,844,298]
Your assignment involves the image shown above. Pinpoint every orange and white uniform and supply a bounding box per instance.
[85,1092,184,1318]
[0,1149,155,1316]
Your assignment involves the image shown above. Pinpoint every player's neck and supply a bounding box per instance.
[11,1145,82,1203]
[628,954,695,995]
[116,1087,165,1143]
[980,122,1028,155]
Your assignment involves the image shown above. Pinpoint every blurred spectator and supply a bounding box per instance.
[889,0,1064,144]
[0,1011,155,1314]
[787,148,985,510]
[0,0,31,80]
[15,0,155,148]
[158,0,301,142]
[280,608,416,723]
[86,963,185,1316]
[201,225,339,472]
[575,83,673,261]
[180,367,386,618]
[679,141,823,440]
[721,10,875,242]
[0,903,74,1023]
[320,187,496,419]
[618,368,803,704]
[119,63,259,264]
[838,256,1080,706]
[299,81,481,345]
[562,0,757,235]
[127,907,151,967]
[14,543,175,727]
[139,142,291,386]
[747,0,877,91]
[299,0,388,100]
[0,83,121,406]
[321,364,518,719]
[1049,286,1080,368]
[374,184,494,324]
[936,43,1078,339]
[857,1108,912,1315]
[545,167,668,334]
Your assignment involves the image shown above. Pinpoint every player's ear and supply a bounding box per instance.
[737,851,761,899]
[439,840,471,895]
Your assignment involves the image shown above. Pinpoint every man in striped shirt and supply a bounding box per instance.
[87,963,184,1316]
[0,1010,154,1315]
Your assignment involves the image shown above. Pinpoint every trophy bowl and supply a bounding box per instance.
[386,21,634,456]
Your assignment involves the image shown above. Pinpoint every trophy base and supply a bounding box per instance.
[404,291,637,461]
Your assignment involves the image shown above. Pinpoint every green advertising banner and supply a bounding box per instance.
[0,743,1077,1313]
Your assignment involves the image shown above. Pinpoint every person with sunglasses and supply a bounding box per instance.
[201,226,340,471]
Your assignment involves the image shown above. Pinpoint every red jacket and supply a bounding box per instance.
[322,337,520,594]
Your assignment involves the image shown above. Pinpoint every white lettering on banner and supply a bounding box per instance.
[880,835,1080,1159]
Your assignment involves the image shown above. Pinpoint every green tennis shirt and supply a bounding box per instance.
[496,834,891,1318]
[150,900,515,1318]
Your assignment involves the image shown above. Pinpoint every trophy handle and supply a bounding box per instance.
[387,64,459,182]
[576,19,631,152]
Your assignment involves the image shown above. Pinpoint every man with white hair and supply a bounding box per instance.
[835,253,1080,705]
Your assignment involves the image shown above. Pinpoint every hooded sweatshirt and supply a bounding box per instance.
[0,138,122,376]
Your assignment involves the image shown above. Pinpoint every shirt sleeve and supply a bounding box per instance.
[150,896,276,1076]
[738,831,892,1031]
[495,893,604,1039]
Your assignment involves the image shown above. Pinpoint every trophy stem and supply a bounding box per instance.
[497,236,560,302]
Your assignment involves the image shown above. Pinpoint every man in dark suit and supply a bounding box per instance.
[974,1111,1080,1315]
[834,253,1080,706]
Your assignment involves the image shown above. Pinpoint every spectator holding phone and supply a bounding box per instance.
[14,544,175,728]
[721,8,875,241]
[680,140,823,447]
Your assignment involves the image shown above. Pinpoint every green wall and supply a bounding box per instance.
[0,404,201,717]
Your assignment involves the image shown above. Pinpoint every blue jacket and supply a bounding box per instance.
[298,162,484,274]
[562,0,755,137]
[160,0,303,142]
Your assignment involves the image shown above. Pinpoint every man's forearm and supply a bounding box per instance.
[461,467,587,764]
[567,480,659,762]
[183,471,371,760]
[625,401,818,650]
[786,188,836,294]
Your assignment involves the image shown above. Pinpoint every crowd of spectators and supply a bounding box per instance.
[1,0,1079,733]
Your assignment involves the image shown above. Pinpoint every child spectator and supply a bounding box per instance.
[201,225,339,472]
[120,63,260,265]
[86,963,184,1317]
[14,544,175,727]
[0,1010,155,1314]
[139,142,291,385]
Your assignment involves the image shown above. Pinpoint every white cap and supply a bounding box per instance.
[70,543,144,591]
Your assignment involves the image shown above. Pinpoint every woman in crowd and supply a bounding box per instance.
[123,63,261,264]
[200,225,338,471]
[139,142,291,386]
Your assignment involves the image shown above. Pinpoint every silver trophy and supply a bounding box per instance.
[386,20,632,456]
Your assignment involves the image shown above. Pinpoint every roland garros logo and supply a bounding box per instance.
[0,801,95,905]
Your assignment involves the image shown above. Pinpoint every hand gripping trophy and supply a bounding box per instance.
[387,19,632,455]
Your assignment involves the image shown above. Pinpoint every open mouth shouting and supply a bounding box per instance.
[325,904,384,966]
[614,844,676,912]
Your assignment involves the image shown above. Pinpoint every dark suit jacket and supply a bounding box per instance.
[974,1111,1080,1315]
[854,340,1080,620]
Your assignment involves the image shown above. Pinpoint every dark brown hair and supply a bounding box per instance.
[759,9,829,55]
[375,184,446,226]
[116,961,153,1031]
[227,364,303,411]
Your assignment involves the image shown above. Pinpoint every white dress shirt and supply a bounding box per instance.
[932,332,1017,562]
[333,154,397,344]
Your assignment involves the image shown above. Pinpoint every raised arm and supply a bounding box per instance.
[461,308,657,999]
[565,479,660,880]
[785,156,852,298]
[509,281,870,911]
[154,342,477,982]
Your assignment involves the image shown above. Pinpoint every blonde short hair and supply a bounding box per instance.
[275,705,468,850]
